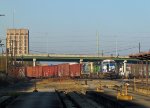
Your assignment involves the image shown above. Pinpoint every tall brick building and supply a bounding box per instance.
[6,29,29,55]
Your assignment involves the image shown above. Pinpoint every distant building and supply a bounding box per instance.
[6,29,29,55]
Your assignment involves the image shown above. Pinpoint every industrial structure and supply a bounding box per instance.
[6,29,29,55]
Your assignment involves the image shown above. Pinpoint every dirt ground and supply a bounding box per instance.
[0,78,149,96]
[26,78,121,93]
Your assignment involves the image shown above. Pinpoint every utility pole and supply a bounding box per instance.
[6,48,8,75]
[0,39,4,72]
[116,37,118,57]
[97,31,100,57]
[11,40,17,66]
[139,42,141,53]
[10,40,13,65]
[10,40,15,66]
[102,50,103,56]
[0,14,5,73]
[14,40,16,66]
[6,38,8,75]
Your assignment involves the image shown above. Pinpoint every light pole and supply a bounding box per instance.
[0,39,8,74]
[97,31,100,57]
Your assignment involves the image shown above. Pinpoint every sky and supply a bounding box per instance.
[0,0,150,56]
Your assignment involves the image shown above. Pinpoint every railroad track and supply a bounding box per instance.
[57,91,78,108]
[57,89,147,108]
[86,91,146,108]
[56,90,103,108]
[2,90,148,108]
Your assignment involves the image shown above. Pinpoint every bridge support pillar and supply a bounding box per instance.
[116,61,120,75]
[80,59,83,64]
[33,58,36,67]
[123,60,127,78]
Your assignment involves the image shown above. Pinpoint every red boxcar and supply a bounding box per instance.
[58,63,70,77]
[37,66,43,77]
[53,65,58,77]
[42,66,50,77]
[26,66,42,78]
[49,66,54,77]
[69,64,81,78]
[50,65,58,77]
[26,66,33,77]
[32,67,37,78]
[35,66,42,78]
[8,67,25,79]
[42,65,58,77]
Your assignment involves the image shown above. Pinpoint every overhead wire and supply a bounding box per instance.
[5,31,147,55]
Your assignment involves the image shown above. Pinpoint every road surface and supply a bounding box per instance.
[6,92,63,108]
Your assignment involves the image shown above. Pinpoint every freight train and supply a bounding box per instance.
[7,62,101,79]
[8,63,82,79]
[8,60,116,79]
[7,60,148,79]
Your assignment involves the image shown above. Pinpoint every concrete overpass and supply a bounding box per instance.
[14,54,137,63]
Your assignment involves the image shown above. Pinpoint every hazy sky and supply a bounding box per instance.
[0,0,150,56]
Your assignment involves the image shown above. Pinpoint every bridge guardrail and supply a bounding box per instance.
[13,54,129,58]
